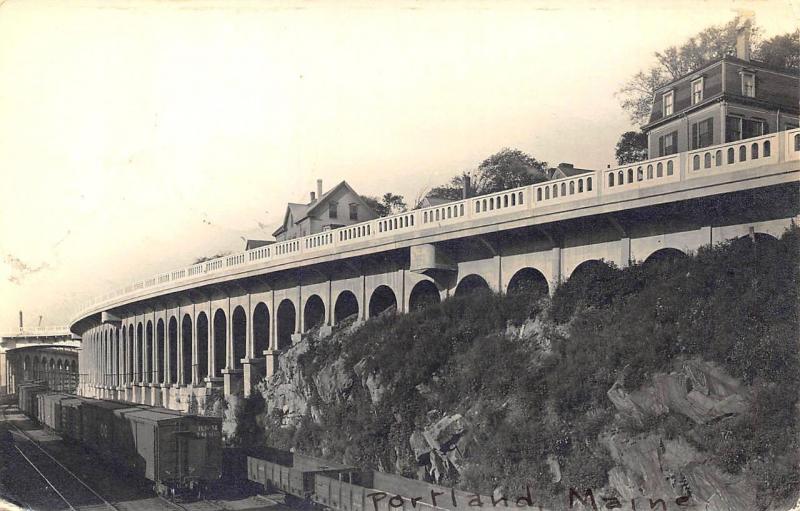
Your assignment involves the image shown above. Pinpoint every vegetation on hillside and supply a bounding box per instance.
[256,227,798,508]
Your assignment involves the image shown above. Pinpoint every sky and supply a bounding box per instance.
[0,0,797,331]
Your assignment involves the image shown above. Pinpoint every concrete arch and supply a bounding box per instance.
[568,259,607,280]
[334,290,359,324]
[145,321,153,383]
[642,248,688,268]
[252,302,270,356]
[212,308,226,377]
[168,316,178,384]
[368,285,397,318]
[196,312,209,381]
[121,327,127,384]
[507,267,549,296]
[303,295,325,331]
[408,280,441,311]
[157,318,165,384]
[276,299,296,350]
[136,323,144,383]
[232,305,246,370]
[181,314,192,384]
[71,360,77,373]
[455,274,491,296]
[732,232,780,246]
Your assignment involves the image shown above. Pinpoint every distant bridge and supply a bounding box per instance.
[70,130,800,412]
[0,328,79,395]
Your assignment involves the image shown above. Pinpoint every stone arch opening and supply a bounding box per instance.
[568,259,608,281]
[232,306,247,370]
[71,360,77,373]
[334,291,359,324]
[33,357,39,380]
[408,280,440,311]
[168,317,178,384]
[181,314,192,384]
[643,248,688,269]
[196,312,209,381]
[455,274,491,296]
[157,319,165,384]
[303,295,326,331]
[276,299,296,350]
[507,268,549,297]
[213,309,226,377]
[121,327,127,384]
[145,321,153,383]
[369,285,397,318]
[253,303,270,356]
[23,355,30,379]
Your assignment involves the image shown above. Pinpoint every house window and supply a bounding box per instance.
[692,118,714,149]
[662,91,674,117]
[741,72,755,97]
[658,131,678,156]
[726,116,742,142]
[691,78,703,105]
[329,201,338,219]
[743,119,765,139]
[349,204,358,221]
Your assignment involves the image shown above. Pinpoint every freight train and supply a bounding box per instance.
[247,448,479,511]
[16,383,222,499]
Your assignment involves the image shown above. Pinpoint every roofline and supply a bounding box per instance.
[653,56,799,95]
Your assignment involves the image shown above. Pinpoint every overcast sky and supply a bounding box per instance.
[0,0,797,331]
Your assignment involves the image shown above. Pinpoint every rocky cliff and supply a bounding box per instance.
[233,231,799,511]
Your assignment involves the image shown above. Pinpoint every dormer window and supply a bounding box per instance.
[741,72,755,97]
[662,91,674,117]
[329,201,338,219]
[691,78,704,105]
[349,203,358,221]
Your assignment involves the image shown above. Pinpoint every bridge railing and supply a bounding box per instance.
[72,128,800,322]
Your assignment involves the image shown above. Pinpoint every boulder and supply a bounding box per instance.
[423,414,466,452]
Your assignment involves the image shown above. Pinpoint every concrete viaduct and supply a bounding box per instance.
[70,129,800,413]
[0,327,80,395]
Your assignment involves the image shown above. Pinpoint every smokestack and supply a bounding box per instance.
[310,191,316,202]
[462,175,471,199]
[736,22,751,61]
[317,179,323,199]
[19,310,23,331]
[38,315,42,327]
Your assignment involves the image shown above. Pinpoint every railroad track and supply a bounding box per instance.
[0,405,120,511]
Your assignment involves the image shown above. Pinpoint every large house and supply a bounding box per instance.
[643,31,799,158]
[272,180,379,241]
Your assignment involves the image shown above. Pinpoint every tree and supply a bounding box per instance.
[360,193,407,217]
[615,131,648,165]
[755,30,800,71]
[426,148,549,201]
[616,16,762,126]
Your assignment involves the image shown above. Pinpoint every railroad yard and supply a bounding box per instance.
[0,402,287,511]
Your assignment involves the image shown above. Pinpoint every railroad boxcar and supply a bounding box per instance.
[124,408,222,497]
[17,384,48,420]
[39,393,72,433]
[59,397,85,441]
[247,450,356,501]
[79,399,134,460]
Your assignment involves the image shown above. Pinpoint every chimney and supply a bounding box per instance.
[558,162,574,170]
[736,22,751,61]
[310,191,316,203]
[19,310,23,331]
[462,175,471,199]
[38,315,42,327]
[316,179,323,199]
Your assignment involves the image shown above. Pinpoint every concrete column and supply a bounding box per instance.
[206,301,213,382]
[270,290,277,350]
[295,286,302,334]
[246,294,253,359]
[177,308,183,386]
[191,305,199,386]
[551,246,562,294]
[619,237,631,269]
[360,274,367,321]
[226,297,232,370]
[326,280,333,326]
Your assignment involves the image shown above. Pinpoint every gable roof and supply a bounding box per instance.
[302,180,376,220]
[272,180,379,237]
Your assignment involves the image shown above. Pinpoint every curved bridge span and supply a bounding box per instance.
[72,130,800,409]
